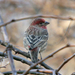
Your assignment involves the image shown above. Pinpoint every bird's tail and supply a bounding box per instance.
[29,49,39,63]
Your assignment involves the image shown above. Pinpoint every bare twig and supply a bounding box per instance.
[0,40,56,70]
[3,70,44,75]
[56,53,75,74]
[0,52,43,69]
[0,15,75,27]
[0,40,30,58]
[59,20,73,44]
[23,44,75,75]
[0,51,32,65]
[65,21,73,37]
[40,62,53,70]
[0,52,31,65]
[1,39,75,75]
[0,61,9,68]
[0,40,61,75]
[0,16,16,75]
[26,69,53,74]
[3,69,54,75]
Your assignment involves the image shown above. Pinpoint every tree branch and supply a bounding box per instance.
[3,69,54,75]
[0,52,43,69]
[23,44,75,75]
[27,69,53,74]
[3,70,44,75]
[0,15,75,27]
[0,40,56,71]
[1,39,75,75]
[0,16,16,75]
[40,62,53,70]
[56,53,75,74]
[0,40,30,58]
[0,62,9,68]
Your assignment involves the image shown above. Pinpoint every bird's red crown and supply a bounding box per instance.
[31,18,48,29]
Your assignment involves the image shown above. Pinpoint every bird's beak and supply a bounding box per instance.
[45,21,49,25]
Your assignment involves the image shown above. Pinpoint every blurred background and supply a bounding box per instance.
[0,0,75,75]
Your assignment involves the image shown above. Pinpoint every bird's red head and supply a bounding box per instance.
[31,18,49,29]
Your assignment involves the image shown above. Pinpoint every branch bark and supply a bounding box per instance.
[23,44,75,75]
[0,16,17,75]
[0,52,43,69]
[1,40,75,75]
[0,40,30,58]
[3,69,54,75]
[3,70,44,75]
[56,53,75,74]
[0,40,56,71]
[0,15,75,28]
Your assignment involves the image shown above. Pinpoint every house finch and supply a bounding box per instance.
[23,18,49,63]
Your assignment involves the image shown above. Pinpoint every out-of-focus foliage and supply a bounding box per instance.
[0,0,75,75]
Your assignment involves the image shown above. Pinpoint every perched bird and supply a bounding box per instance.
[23,18,49,63]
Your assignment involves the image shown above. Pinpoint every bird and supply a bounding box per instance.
[23,18,49,63]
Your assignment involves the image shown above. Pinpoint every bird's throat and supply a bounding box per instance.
[41,26,47,29]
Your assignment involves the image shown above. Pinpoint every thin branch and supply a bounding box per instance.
[52,20,72,46]
[40,62,53,70]
[65,21,73,37]
[3,69,54,75]
[0,15,75,27]
[0,52,30,65]
[28,69,53,74]
[0,51,32,65]
[0,41,61,75]
[56,53,75,73]
[1,39,75,75]
[21,69,53,74]
[0,52,43,69]
[0,61,9,68]
[0,40,57,71]
[0,16,16,75]
[0,40,30,58]
[3,70,44,75]
[23,44,75,75]
[13,55,33,66]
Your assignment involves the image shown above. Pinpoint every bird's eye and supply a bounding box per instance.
[39,23,43,24]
